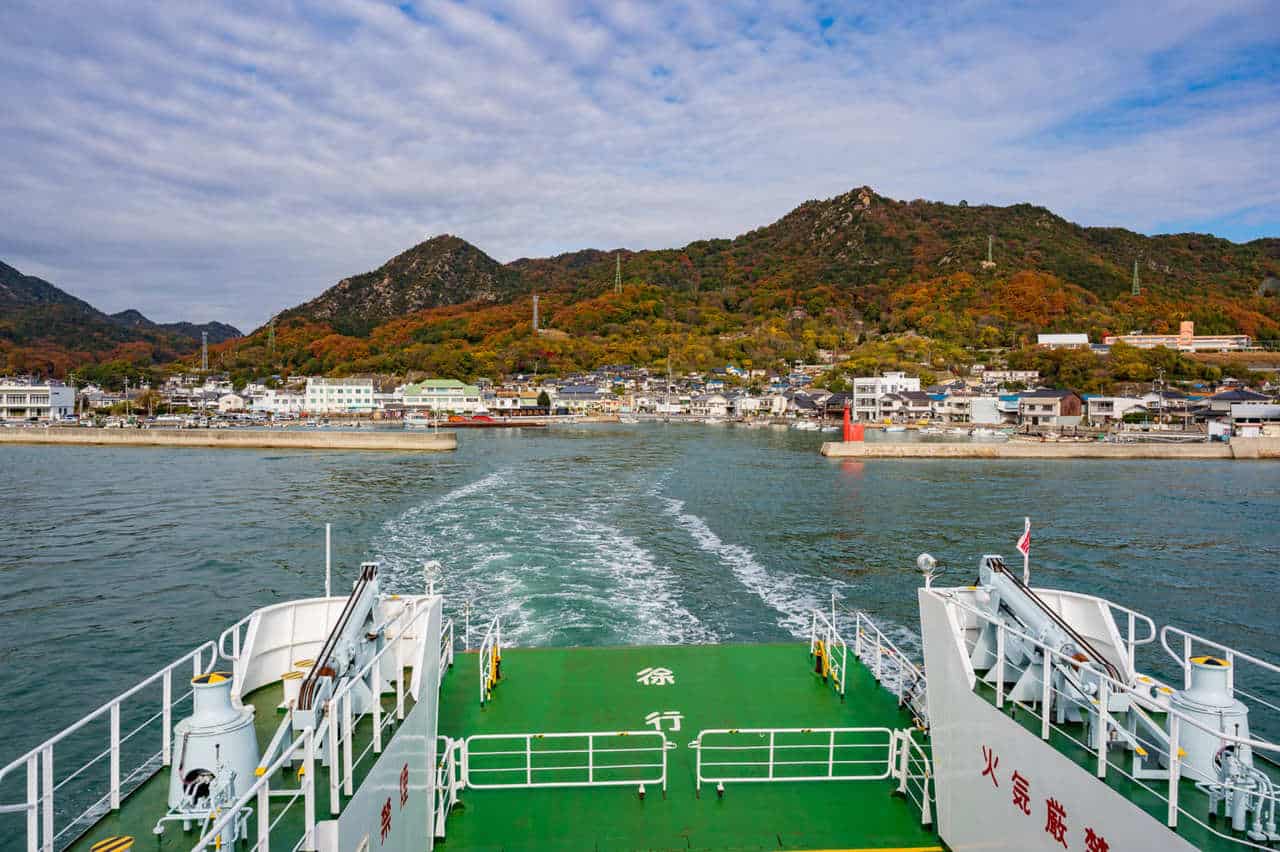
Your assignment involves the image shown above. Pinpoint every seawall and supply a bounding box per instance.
[0,427,458,452]
[820,438,1280,460]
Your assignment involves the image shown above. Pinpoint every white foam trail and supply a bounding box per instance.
[370,467,717,647]
[660,496,823,638]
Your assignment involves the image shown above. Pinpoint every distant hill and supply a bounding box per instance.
[280,235,523,337]
[109,309,241,344]
[0,261,241,377]
[213,186,1278,383]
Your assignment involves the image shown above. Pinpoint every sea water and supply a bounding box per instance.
[1,423,1277,771]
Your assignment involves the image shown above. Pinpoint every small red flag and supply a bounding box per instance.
[1016,517,1031,558]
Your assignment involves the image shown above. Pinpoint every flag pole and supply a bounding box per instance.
[1022,516,1030,585]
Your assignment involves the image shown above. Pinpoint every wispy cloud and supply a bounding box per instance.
[0,0,1276,331]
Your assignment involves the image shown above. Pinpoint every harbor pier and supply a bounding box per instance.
[0,426,458,452]
[820,437,1280,460]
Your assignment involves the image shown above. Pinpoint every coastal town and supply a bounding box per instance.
[3,321,1278,440]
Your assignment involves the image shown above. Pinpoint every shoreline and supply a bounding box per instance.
[820,437,1280,460]
[0,426,458,452]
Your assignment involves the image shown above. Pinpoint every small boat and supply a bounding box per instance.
[884,425,907,433]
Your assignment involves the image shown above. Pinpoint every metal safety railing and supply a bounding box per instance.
[893,728,934,826]
[808,609,847,698]
[190,599,434,851]
[690,727,895,794]
[434,736,463,838]
[478,616,501,706]
[853,611,929,729]
[440,617,455,678]
[190,722,318,852]
[463,731,670,792]
[946,591,1280,849]
[0,641,217,852]
[1161,624,1280,717]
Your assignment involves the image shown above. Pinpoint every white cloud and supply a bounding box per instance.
[0,0,1275,332]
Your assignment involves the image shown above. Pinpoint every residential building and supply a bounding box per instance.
[1086,396,1147,424]
[690,393,728,418]
[729,394,762,417]
[982,370,1040,387]
[401,379,484,413]
[1018,390,1084,428]
[0,379,75,421]
[1104,321,1250,352]
[251,389,305,416]
[1037,333,1090,349]
[304,377,376,414]
[217,393,247,413]
[882,390,933,421]
[852,372,921,422]
[1192,388,1272,420]
[1230,404,1280,437]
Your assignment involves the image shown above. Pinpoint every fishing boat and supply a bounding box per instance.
[5,536,1277,852]
[884,425,908,433]
[403,413,439,429]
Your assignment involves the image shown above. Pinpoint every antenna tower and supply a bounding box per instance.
[532,293,540,332]
[1132,258,1141,296]
[615,252,622,295]
[268,318,276,355]
[200,331,208,371]
[988,234,994,264]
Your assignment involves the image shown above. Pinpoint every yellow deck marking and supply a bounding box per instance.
[90,837,134,852]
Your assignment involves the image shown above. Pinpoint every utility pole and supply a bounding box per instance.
[988,234,994,264]
[267,318,276,356]
[615,252,622,295]
[1132,258,1141,296]
[201,331,209,371]
[532,293,539,332]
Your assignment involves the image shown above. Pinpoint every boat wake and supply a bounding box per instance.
[371,468,717,647]
[659,496,826,638]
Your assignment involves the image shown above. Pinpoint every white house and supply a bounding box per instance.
[251,389,305,416]
[690,393,728,418]
[402,379,484,413]
[304,377,376,414]
[0,380,75,421]
[216,393,246,413]
[1086,396,1147,425]
[852,372,921,422]
[730,395,762,417]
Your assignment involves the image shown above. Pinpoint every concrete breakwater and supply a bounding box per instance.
[0,427,458,452]
[820,437,1280,460]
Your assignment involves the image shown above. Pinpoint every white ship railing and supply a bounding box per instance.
[440,616,455,678]
[0,641,217,852]
[945,592,1280,849]
[321,599,430,815]
[462,731,670,793]
[893,728,934,826]
[689,727,895,793]
[434,736,463,838]
[1161,624,1280,715]
[478,616,501,706]
[808,609,847,698]
[191,599,434,851]
[852,611,929,728]
[191,723,318,852]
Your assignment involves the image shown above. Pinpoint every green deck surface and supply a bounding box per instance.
[436,643,940,851]
[67,645,941,852]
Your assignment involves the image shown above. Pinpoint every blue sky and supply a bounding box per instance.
[0,0,1276,332]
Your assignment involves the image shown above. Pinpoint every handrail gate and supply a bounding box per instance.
[434,736,463,838]
[478,616,501,706]
[893,728,934,826]
[462,731,670,793]
[809,609,848,698]
[690,727,895,794]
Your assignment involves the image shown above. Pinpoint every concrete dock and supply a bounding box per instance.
[0,427,458,452]
[820,437,1280,460]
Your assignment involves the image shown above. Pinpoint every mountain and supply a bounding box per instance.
[0,261,241,377]
[197,188,1280,384]
[109,309,241,344]
[280,235,523,337]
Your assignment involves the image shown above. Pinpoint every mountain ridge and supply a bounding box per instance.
[0,262,242,376]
